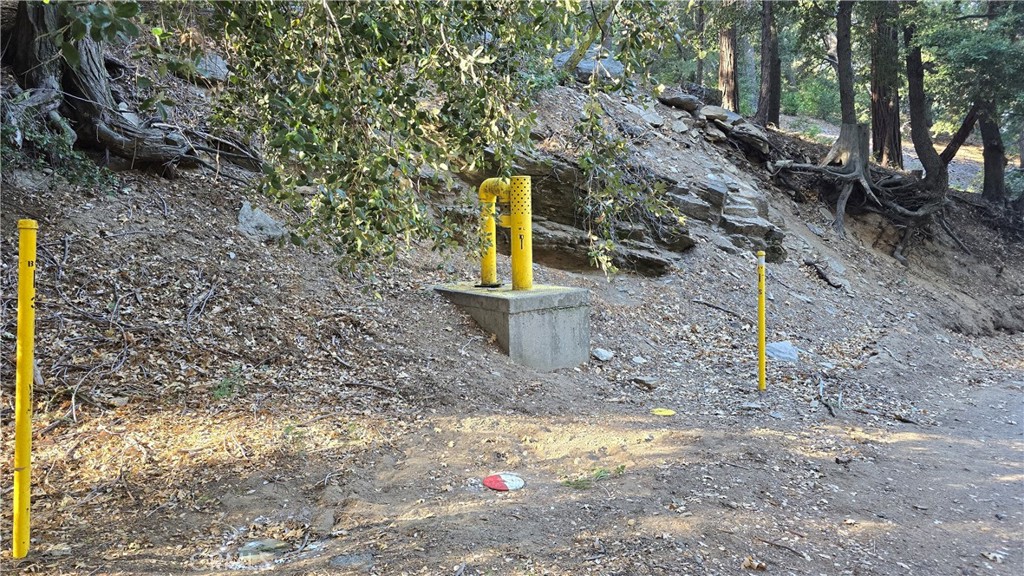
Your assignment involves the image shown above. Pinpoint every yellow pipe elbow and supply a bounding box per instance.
[478,178,506,287]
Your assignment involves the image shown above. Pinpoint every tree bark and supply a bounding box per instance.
[939,102,979,165]
[1018,128,1023,170]
[10,1,195,168]
[753,0,780,126]
[820,1,859,167]
[768,32,780,126]
[695,1,705,85]
[903,5,948,193]
[977,0,1008,204]
[835,0,856,126]
[978,101,1007,204]
[869,0,903,169]
[718,1,739,112]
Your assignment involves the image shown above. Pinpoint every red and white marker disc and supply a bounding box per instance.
[483,473,525,491]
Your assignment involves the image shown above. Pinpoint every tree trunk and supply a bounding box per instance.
[939,102,979,165]
[902,6,948,194]
[821,1,859,167]
[564,1,619,74]
[753,0,779,126]
[718,3,739,112]
[9,2,195,168]
[978,101,1007,204]
[869,0,903,169]
[768,31,780,125]
[1018,128,1023,170]
[599,1,617,52]
[695,1,705,86]
[835,1,856,126]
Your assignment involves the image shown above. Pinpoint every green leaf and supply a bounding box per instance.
[114,2,140,19]
[61,43,81,68]
[70,17,88,41]
[120,20,140,39]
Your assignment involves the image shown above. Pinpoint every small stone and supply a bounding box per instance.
[835,455,853,465]
[641,111,665,127]
[632,376,659,390]
[699,105,743,125]
[238,200,288,243]
[766,341,799,363]
[592,348,614,362]
[704,125,728,143]
[631,356,648,365]
[238,539,289,565]
[740,402,763,411]
[657,90,701,111]
[729,121,771,153]
[769,411,784,420]
[195,52,229,83]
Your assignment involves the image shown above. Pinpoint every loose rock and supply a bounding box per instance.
[766,341,799,363]
[238,200,288,243]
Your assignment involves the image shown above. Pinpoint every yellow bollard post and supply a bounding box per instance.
[757,250,766,392]
[478,180,500,287]
[13,219,38,559]
[509,176,532,291]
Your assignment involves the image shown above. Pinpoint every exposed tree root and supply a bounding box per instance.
[769,121,959,261]
[4,2,260,179]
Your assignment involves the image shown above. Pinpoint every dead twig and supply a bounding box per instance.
[690,298,753,325]
[341,380,397,395]
[754,536,811,561]
[185,282,218,343]
[938,216,971,255]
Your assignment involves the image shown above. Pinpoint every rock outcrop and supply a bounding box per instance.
[460,84,787,274]
[553,48,625,85]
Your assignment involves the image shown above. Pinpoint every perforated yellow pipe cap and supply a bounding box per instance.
[509,176,532,290]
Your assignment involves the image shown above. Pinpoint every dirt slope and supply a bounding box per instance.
[2,97,1023,575]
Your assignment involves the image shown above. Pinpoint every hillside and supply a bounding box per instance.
[3,78,1024,576]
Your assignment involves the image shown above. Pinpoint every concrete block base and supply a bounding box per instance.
[434,283,591,371]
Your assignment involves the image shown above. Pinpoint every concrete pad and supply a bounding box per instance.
[434,283,591,371]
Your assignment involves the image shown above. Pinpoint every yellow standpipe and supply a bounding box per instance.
[478,179,500,287]
[757,250,766,392]
[13,219,38,559]
[509,176,532,291]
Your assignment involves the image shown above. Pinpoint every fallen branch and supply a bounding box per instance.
[754,536,811,561]
[691,298,753,324]
[938,216,971,255]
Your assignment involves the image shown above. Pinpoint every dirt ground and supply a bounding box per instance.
[0,62,1022,576]
[2,147,1022,576]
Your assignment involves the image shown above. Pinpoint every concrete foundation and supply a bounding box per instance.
[434,283,590,371]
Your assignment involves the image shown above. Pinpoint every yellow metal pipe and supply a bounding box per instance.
[478,178,507,287]
[757,250,766,392]
[509,176,532,290]
[478,185,499,287]
[13,219,38,559]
